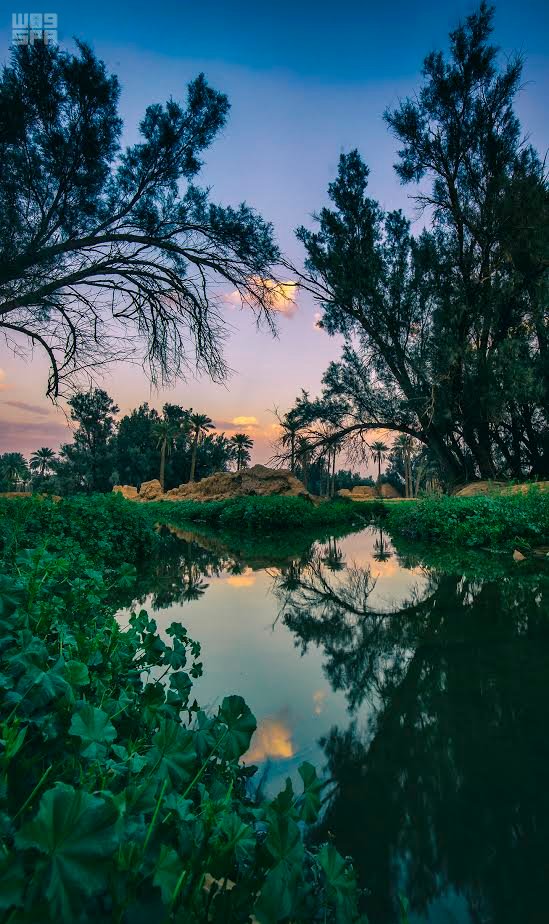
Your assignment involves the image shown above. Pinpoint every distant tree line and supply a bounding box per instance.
[0,388,255,495]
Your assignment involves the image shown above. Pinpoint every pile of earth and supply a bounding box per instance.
[338,484,402,500]
[113,465,311,502]
[454,480,549,497]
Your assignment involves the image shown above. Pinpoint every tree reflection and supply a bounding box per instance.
[271,534,549,924]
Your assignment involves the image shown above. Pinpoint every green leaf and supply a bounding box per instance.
[153,845,182,904]
[218,695,256,761]
[0,853,24,911]
[297,761,323,822]
[265,814,303,867]
[15,784,117,922]
[217,812,256,864]
[64,660,89,688]
[69,703,117,759]
[148,718,196,785]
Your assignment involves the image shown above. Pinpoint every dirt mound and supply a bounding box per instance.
[338,484,402,500]
[113,466,310,503]
[163,465,310,502]
[113,485,138,500]
[138,479,164,500]
[380,483,402,498]
[455,481,549,497]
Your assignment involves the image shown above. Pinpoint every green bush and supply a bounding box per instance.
[0,494,157,565]
[384,489,549,548]
[149,495,370,533]
[0,499,364,923]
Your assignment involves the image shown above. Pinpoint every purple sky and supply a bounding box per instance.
[1,1,548,464]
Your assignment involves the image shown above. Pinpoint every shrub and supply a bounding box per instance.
[149,495,370,533]
[384,489,549,548]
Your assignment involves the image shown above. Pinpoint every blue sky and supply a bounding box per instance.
[0,0,547,462]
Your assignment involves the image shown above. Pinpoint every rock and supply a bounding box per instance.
[138,479,164,500]
[512,549,526,562]
[151,465,310,503]
[112,485,138,500]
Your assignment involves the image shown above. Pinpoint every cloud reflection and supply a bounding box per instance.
[246,716,294,762]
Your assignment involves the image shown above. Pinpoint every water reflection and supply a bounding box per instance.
[124,525,549,924]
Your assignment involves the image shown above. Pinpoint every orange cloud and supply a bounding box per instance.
[0,369,7,392]
[246,717,294,763]
[226,568,256,588]
[224,278,298,317]
[232,416,258,427]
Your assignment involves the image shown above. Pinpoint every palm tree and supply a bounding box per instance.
[153,418,180,491]
[394,434,413,498]
[188,413,215,482]
[0,452,29,490]
[280,414,301,473]
[296,437,311,491]
[230,433,254,471]
[370,440,389,495]
[29,447,56,478]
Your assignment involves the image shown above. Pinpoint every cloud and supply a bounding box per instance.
[0,368,8,392]
[0,419,69,455]
[224,279,298,318]
[214,416,260,432]
[226,568,256,588]
[232,415,258,427]
[246,717,294,763]
[3,400,50,417]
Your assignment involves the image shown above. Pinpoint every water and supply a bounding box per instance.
[122,524,549,924]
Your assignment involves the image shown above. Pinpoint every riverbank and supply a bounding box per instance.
[381,489,549,550]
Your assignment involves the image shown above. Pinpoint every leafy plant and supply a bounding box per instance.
[0,501,365,922]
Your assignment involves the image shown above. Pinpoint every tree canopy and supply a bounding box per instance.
[293,3,548,485]
[0,41,281,396]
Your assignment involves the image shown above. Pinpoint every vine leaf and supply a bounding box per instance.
[218,695,256,761]
[69,703,117,759]
[297,761,323,822]
[148,718,196,785]
[15,784,118,922]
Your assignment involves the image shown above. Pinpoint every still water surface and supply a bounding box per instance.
[124,525,549,924]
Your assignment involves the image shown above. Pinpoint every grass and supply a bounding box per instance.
[380,488,549,549]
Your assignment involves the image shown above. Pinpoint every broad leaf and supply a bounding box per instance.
[218,695,256,761]
[148,718,196,785]
[15,784,118,922]
[69,703,117,759]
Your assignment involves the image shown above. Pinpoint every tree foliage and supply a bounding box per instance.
[295,3,548,485]
[0,41,282,396]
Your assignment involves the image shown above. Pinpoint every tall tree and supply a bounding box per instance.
[0,452,29,490]
[57,388,118,492]
[370,441,389,493]
[188,413,215,482]
[230,433,253,471]
[153,416,181,491]
[115,403,159,487]
[297,4,548,484]
[29,446,56,478]
[0,41,281,396]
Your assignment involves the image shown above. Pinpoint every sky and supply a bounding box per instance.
[0,0,548,465]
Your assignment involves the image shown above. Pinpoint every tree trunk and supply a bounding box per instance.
[159,440,166,491]
[189,432,199,482]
